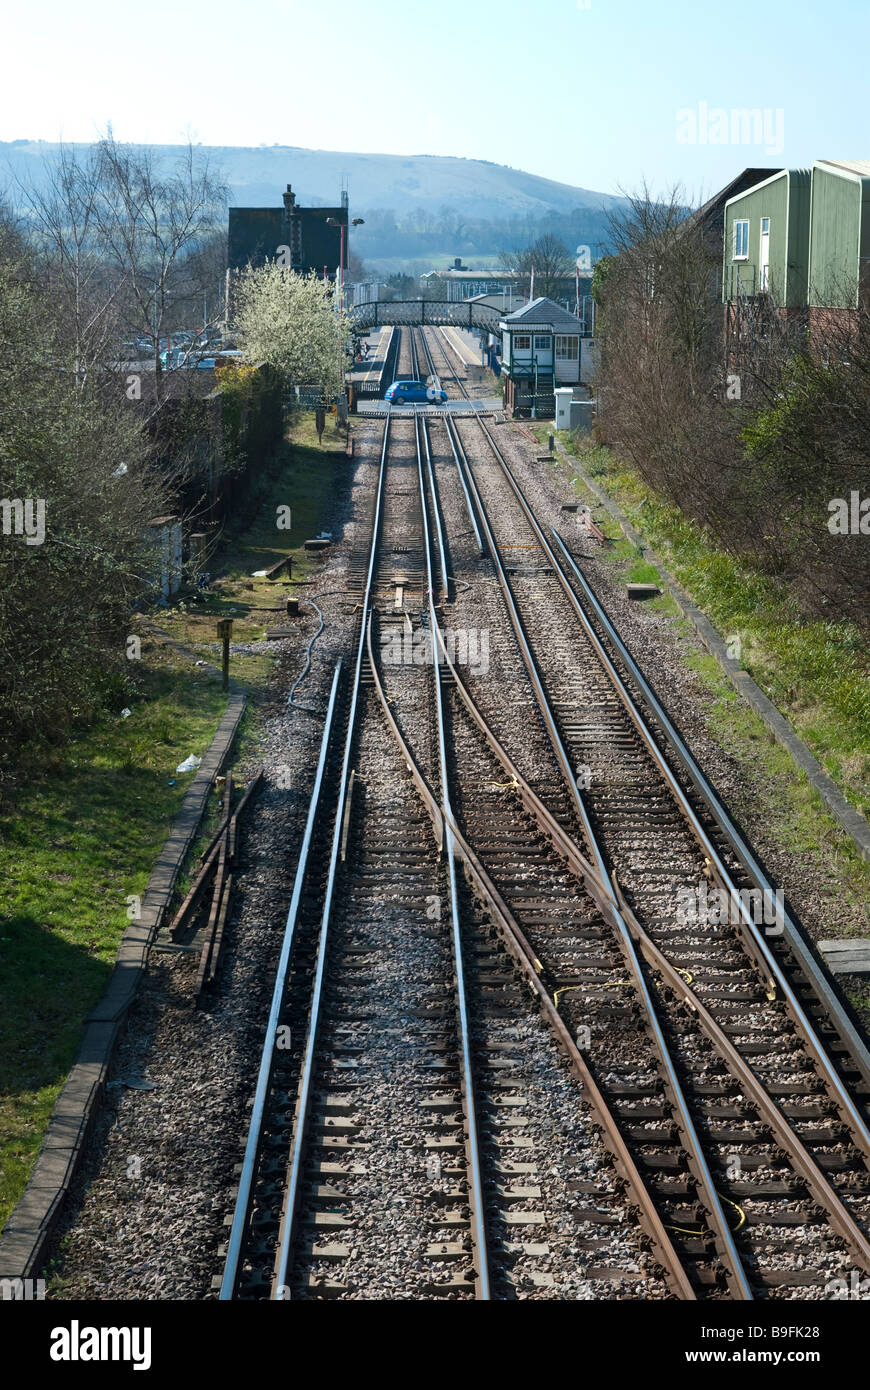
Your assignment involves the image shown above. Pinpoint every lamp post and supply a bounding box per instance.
[326,217,364,411]
[326,215,364,311]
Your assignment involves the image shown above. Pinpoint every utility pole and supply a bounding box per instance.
[217,619,233,693]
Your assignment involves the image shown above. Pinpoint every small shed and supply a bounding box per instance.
[499,298,586,418]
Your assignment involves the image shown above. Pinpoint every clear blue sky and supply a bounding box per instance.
[2,0,867,199]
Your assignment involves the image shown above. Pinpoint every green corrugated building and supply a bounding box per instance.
[808,160,870,309]
[722,169,811,308]
[721,160,870,324]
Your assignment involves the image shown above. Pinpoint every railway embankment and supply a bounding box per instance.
[0,416,347,1251]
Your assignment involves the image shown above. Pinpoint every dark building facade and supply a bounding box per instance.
[228,184,348,280]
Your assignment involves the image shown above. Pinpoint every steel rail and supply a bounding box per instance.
[271,411,393,1298]
[364,609,698,1300]
[417,411,450,598]
[430,628,870,1279]
[417,341,870,1277]
[455,409,870,1163]
[421,324,471,401]
[608,871,870,1276]
[419,614,753,1297]
[219,665,342,1300]
[413,408,490,1298]
[439,406,870,1275]
[415,329,484,554]
[549,526,870,1096]
[408,351,750,1292]
[406,356,750,1293]
[445,409,609,883]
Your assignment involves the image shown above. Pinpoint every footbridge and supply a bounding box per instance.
[348,299,502,332]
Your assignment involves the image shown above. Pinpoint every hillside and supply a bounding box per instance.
[0,141,623,270]
[0,140,620,217]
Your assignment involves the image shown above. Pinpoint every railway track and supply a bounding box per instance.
[409,325,870,1297]
[219,403,678,1299]
[219,327,870,1300]
[219,414,494,1299]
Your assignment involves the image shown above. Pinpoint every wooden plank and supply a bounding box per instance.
[194,836,228,999]
[206,873,233,989]
[819,939,870,974]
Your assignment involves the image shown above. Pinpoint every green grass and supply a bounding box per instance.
[157,414,345,667]
[681,646,870,918]
[548,430,870,820]
[0,411,343,1233]
[515,422,870,933]
[0,647,226,1231]
[846,981,870,1037]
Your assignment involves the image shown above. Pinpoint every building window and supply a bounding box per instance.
[733,219,749,260]
[534,335,551,350]
[555,335,579,360]
[513,334,531,350]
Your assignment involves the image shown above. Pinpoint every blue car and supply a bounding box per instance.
[385,378,448,404]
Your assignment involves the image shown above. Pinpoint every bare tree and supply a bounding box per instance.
[15,142,127,388]
[592,182,870,631]
[94,135,227,383]
[15,134,228,394]
[172,227,228,334]
[500,232,575,300]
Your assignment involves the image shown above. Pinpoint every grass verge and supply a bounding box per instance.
[0,411,344,1233]
[0,643,226,1232]
[535,427,870,821]
[519,423,870,929]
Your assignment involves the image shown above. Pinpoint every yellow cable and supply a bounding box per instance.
[665,1192,746,1241]
[553,981,633,1008]
[718,1192,747,1232]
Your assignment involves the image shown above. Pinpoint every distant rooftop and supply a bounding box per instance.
[423,267,518,279]
[817,159,870,179]
[500,296,584,330]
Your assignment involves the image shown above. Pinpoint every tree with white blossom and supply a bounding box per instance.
[232,265,351,398]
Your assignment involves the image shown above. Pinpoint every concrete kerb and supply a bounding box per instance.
[547,435,870,867]
[0,643,248,1281]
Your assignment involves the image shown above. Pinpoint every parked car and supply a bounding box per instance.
[385,378,447,404]
[159,346,188,369]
